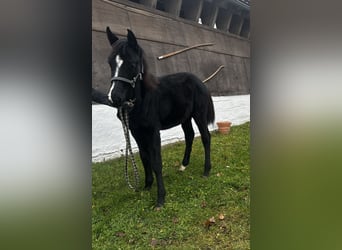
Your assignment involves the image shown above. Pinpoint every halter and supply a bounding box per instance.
[111,62,143,191]
[110,72,142,89]
[110,63,144,89]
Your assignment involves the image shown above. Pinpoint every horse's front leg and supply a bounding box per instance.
[150,130,166,207]
[138,146,154,190]
[131,129,154,190]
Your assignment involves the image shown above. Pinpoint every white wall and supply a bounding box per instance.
[92,95,250,162]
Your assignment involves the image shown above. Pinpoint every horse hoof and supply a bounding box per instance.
[154,204,164,211]
[144,186,152,191]
[202,172,210,178]
[179,165,186,171]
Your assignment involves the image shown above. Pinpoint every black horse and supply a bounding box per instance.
[95,27,215,207]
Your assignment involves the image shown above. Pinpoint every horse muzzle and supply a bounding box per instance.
[108,91,136,110]
[108,96,120,108]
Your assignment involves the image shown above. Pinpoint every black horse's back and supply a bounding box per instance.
[158,72,215,127]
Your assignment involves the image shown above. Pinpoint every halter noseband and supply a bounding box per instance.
[110,72,142,89]
[110,63,144,89]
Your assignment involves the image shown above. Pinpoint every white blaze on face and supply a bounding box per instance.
[108,54,124,103]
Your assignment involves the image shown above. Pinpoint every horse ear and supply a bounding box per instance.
[127,29,138,50]
[106,26,118,46]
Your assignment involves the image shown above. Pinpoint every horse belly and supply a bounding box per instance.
[159,101,191,130]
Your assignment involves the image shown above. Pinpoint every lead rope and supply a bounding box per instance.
[118,107,140,191]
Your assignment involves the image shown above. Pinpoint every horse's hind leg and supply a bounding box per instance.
[193,115,211,177]
[180,119,194,171]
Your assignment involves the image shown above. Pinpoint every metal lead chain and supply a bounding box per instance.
[118,107,139,191]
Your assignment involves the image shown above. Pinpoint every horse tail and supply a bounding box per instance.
[207,95,215,125]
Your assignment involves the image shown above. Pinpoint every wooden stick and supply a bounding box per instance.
[157,43,214,60]
[203,65,225,83]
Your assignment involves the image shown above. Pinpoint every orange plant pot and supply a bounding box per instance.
[216,121,232,134]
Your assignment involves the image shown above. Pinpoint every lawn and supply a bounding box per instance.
[92,122,250,249]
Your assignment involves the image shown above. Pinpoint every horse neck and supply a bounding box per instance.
[141,57,159,90]
[134,77,156,107]
[131,57,159,114]
[131,76,159,126]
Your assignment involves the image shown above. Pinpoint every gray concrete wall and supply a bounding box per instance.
[92,0,250,96]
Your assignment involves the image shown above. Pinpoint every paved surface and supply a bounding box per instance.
[92,95,250,162]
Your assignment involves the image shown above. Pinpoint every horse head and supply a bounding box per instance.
[106,27,144,110]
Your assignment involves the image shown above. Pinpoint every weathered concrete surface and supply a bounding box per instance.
[92,95,250,162]
[92,0,250,96]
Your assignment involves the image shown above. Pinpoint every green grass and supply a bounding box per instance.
[92,122,250,249]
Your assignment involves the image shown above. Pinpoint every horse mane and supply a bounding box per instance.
[142,54,159,91]
[139,53,160,126]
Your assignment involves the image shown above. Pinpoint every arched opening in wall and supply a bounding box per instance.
[200,0,218,28]
[229,14,242,35]
[216,7,232,32]
[180,0,202,22]
[179,0,187,19]
[156,0,166,12]
[240,18,250,38]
